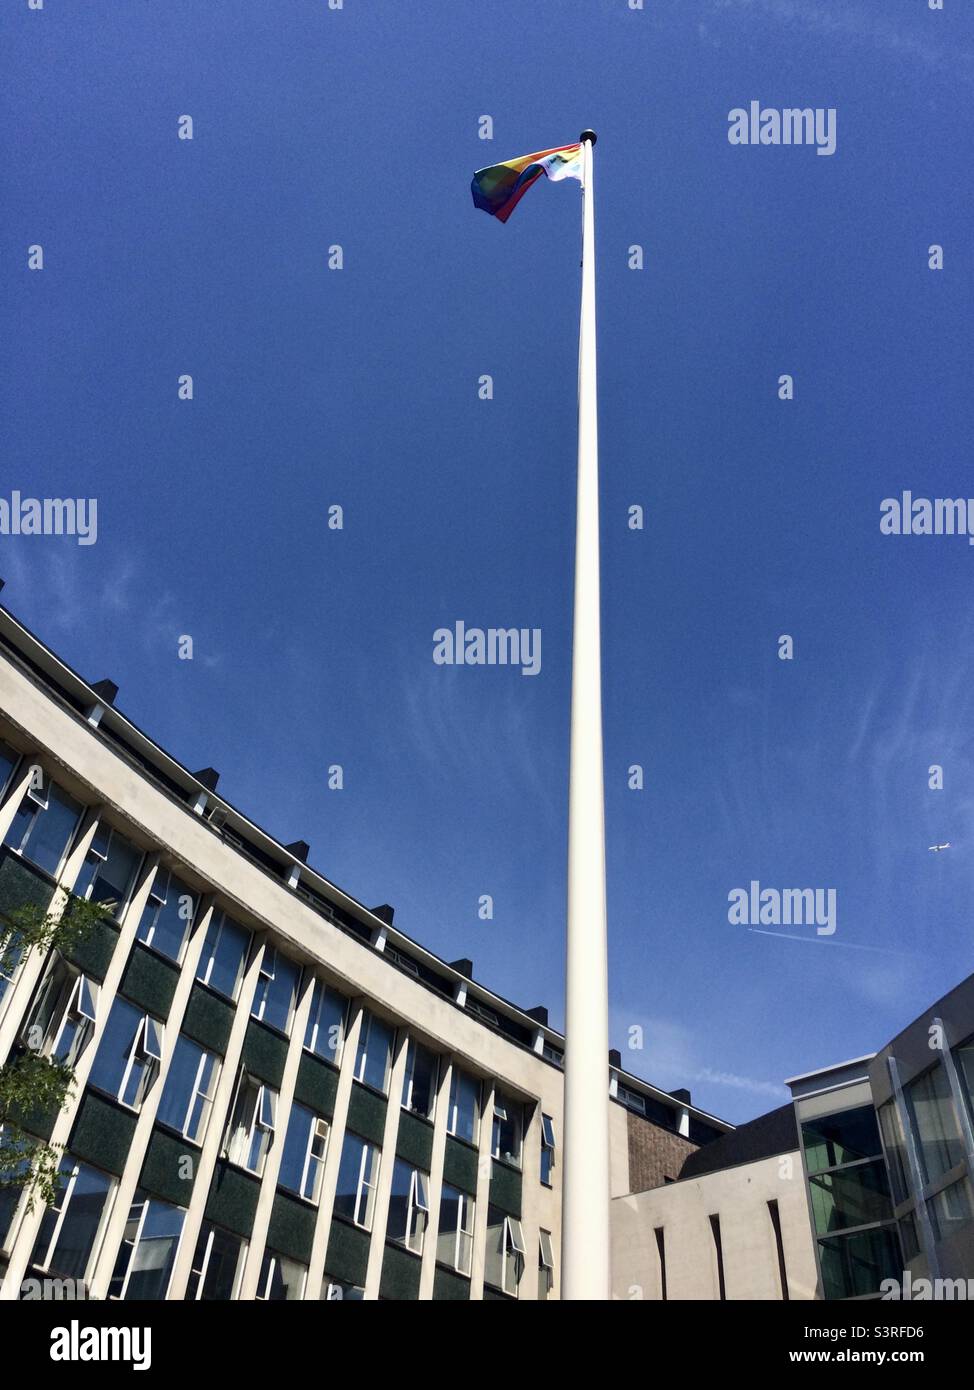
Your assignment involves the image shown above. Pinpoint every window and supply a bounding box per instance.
[907,1065,965,1185]
[334,1132,380,1230]
[354,1010,394,1094]
[304,978,347,1065]
[538,1229,554,1299]
[540,1113,556,1185]
[0,1125,29,1250]
[388,1159,429,1255]
[278,1104,329,1204]
[401,1039,438,1120]
[928,1176,974,1242]
[137,868,197,964]
[618,1085,646,1115]
[87,998,164,1110]
[251,944,301,1034]
[257,1249,307,1301]
[447,1068,480,1145]
[186,1221,247,1300]
[0,939,23,1014]
[224,1071,277,1175]
[801,1104,883,1172]
[818,1225,902,1300]
[156,1035,221,1144]
[321,1277,365,1300]
[196,911,250,1001]
[21,956,98,1066]
[4,775,83,878]
[72,824,142,920]
[436,1183,474,1277]
[0,741,20,799]
[108,1192,186,1300]
[485,1205,524,1296]
[809,1160,894,1236]
[491,1091,522,1166]
[30,1157,114,1281]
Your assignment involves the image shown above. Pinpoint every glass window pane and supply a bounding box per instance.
[259,1250,307,1301]
[110,1193,186,1300]
[801,1105,882,1172]
[401,1040,437,1118]
[88,998,143,1100]
[138,873,196,962]
[304,981,347,1064]
[818,1225,902,1300]
[356,1012,393,1093]
[449,1069,480,1144]
[74,830,142,918]
[809,1160,894,1236]
[14,785,82,876]
[198,913,250,1000]
[253,949,300,1033]
[33,1159,113,1279]
[907,1065,965,1185]
[928,1177,974,1243]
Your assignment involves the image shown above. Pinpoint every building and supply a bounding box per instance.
[0,597,730,1301]
[613,977,974,1302]
[612,1104,819,1300]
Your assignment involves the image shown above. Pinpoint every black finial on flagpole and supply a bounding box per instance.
[579,129,597,145]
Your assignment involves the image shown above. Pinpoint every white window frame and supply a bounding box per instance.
[32,966,99,1067]
[111,1197,185,1301]
[405,1168,429,1254]
[32,1161,115,1282]
[502,1216,525,1296]
[8,779,81,877]
[454,1190,475,1276]
[176,1044,220,1144]
[197,911,250,1000]
[541,1112,556,1182]
[539,1228,554,1296]
[225,1071,277,1176]
[352,1140,381,1230]
[354,1011,392,1093]
[256,1249,308,1301]
[491,1093,522,1167]
[117,1014,165,1110]
[401,1039,437,1119]
[447,1068,480,1142]
[305,978,346,1063]
[140,868,170,951]
[299,1115,330,1204]
[189,1225,246,1301]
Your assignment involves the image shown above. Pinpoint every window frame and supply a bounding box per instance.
[447,1067,481,1145]
[224,1070,278,1176]
[256,1249,308,1301]
[541,1112,556,1185]
[109,1193,186,1301]
[31,1158,115,1282]
[304,977,347,1065]
[157,1035,221,1145]
[401,1038,438,1120]
[354,1010,394,1094]
[187,1222,247,1301]
[196,910,251,1001]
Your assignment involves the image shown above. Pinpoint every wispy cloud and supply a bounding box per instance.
[694,1066,789,1101]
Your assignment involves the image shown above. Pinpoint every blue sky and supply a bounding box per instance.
[3,0,973,1123]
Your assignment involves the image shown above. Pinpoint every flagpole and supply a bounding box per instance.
[562,128,610,1301]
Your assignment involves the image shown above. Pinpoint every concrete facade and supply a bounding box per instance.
[0,604,730,1302]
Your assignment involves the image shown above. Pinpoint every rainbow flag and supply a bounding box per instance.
[471,144,582,223]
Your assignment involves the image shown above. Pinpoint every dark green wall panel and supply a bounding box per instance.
[120,944,179,1019]
[433,1266,470,1301]
[140,1127,200,1207]
[395,1110,433,1170]
[294,1053,338,1118]
[490,1159,522,1216]
[62,917,120,982]
[325,1219,370,1287]
[346,1083,387,1146]
[0,851,55,918]
[443,1136,479,1195]
[242,1019,288,1087]
[69,1091,137,1176]
[182,984,234,1056]
[205,1159,260,1239]
[379,1242,421,1300]
[267,1192,317,1264]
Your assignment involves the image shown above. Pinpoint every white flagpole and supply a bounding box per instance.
[562,128,610,1301]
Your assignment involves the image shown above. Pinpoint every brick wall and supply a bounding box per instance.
[626,1109,699,1193]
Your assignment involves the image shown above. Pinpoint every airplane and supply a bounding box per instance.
[928,843,951,853]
